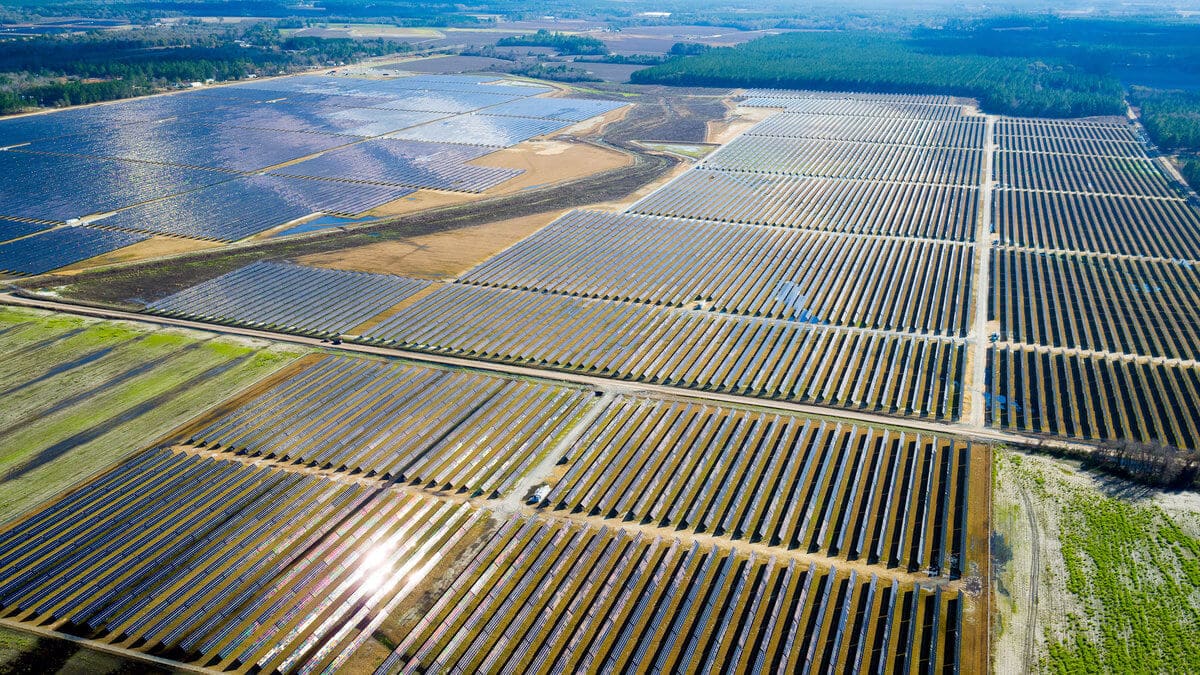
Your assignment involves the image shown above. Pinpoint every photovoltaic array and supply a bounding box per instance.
[388,114,574,147]
[0,150,228,223]
[0,219,53,244]
[0,226,149,275]
[271,139,521,192]
[0,349,987,673]
[346,90,980,423]
[986,113,1200,448]
[94,175,415,241]
[0,73,623,271]
[189,355,592,496]
[146,261,432,335]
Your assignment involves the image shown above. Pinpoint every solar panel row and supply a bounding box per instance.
[146,261,432,335]
[0,226,150,275]
[95,175,414,241]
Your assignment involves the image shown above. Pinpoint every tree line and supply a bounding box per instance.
[632,31,1127,118]
[497,30,608,56]
[0,24,413,114]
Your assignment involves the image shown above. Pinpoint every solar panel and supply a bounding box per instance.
[271,139,521,192]
[0,94,230,145]
[0,218,53,243]
[204,102,447,137]
[479,97,626,122]
[0,150,228,222]
[146,261,432,335]
[24,120,354,171]
[368,90,527,113]
[388,114,573,147]
[0,226,150,275]
[95,175,415,241]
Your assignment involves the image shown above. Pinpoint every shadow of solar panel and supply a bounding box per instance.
[0,150,228,222]
[0,226,150,275]
[0,218,54,243]
[483,97,626,122]
[23,121,354,172]
[94,175,415,241]
[146,261,432,335]
[389,114,573,147]
[270,139,521,192]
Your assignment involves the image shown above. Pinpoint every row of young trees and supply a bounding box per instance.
[632,32,1127,118]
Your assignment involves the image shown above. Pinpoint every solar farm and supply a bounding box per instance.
[2,76,1200,673]
[0,72,626,272]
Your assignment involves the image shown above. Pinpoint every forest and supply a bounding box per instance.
[632,31,1126,118]
[0,23,412,113]
[496,30,608,56]
[1131,88,1200,151]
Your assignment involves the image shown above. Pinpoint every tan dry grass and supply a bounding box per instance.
[297,210,567,279]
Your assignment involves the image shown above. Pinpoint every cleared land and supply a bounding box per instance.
[0,306,300,523]
[992,449,1200,673]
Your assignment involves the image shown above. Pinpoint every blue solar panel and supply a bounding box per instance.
[203,102,446,137]
[0,218,53,243]
[95,175,415,241]
[483,97,626,122]
[271,139,521,192]
[0,150,228,222]
[0,94,233,145]
[389,114,573,147]
[382,76,552,97]
[0,226,150,275]
[24,120,353,171]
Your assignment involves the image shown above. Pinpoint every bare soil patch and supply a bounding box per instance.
[299,210,565,279]
[56,236,219,274]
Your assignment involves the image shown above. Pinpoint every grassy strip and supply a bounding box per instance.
[0,307,303,523]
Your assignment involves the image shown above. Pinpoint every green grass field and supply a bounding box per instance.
[0,307,303,524]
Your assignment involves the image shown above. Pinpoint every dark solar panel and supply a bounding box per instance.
[0,226,150,275]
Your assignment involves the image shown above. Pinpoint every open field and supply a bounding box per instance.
[297,210,570,279]
[993,449,1200,673]
[0,306,300,524]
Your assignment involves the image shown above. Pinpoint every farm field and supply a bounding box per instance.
[0,306,300,523]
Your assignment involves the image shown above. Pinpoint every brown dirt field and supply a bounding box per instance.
[55,237,219,274]
[707,103,775,144]
[368,190,475,217]
[470,139,633,194]
[588,158,692,212]
[298,209,568,279]
[962,442,993,675]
